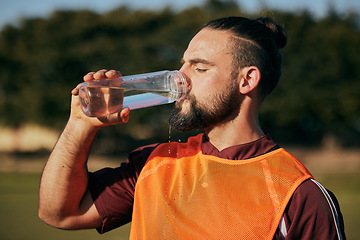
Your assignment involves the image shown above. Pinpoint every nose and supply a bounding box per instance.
[179,64,192,91]
[177,71,191,94]
[179,62,188,75]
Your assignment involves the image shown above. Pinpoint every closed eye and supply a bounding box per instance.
[180,58,214,74]
[195,67,208,73]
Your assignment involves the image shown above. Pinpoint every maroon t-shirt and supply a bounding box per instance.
[89,134,346,239]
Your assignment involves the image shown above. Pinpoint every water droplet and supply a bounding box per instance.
[168,125,171,154]
[168,125,172,143]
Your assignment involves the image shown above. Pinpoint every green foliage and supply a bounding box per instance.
[261,11,360,146]
[0,0,359,150]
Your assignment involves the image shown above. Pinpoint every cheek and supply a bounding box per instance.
[191,70,231,100]
[191,78,213,99]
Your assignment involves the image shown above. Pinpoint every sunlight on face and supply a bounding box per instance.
[170,28,243,132]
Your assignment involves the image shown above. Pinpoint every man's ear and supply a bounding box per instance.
[239,66,261,95]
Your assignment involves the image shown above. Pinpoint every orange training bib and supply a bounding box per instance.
[130,135,312,240]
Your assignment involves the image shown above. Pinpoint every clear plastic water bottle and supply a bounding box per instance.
[79,70,187,117]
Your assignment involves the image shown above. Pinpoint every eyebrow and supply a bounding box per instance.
[181,58,216,66]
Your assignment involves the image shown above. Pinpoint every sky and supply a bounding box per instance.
[1,0,360,28]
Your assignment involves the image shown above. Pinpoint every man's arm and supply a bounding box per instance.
[38,69,129,229]
[38,118,101,229]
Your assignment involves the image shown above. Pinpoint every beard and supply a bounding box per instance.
[169,79,243,132]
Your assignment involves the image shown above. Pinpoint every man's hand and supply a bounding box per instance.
[70,69,130,128]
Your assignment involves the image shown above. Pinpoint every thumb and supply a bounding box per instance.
[98,107,130,125]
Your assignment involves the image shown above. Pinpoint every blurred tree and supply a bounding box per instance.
[261,10,360,146]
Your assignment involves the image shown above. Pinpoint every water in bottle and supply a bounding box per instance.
[79,70,187,117]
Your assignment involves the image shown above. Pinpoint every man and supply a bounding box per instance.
[39,16,346,239]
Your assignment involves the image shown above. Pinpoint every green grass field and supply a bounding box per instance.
[0,170,359,239]
[0,173,130,240]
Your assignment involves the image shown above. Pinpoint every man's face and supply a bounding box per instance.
[170,28,243,132]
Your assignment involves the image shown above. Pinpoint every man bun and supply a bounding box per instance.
[255,17,287,49]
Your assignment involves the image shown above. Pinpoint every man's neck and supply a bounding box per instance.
[205,107,264,151]
[206,127,264,152]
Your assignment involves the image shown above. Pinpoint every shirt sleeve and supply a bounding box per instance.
[88,144,158,234]
[279,179,346,240]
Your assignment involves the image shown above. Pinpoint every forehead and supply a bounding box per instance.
[183,28,233,61]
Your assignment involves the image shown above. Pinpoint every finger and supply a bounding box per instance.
[108,108,130,123]
[93,69,108,80]
[71,83,82,95]
[120,107,130,123]
[83,72,95,82]
[105,70,122,79]
[71,87,79,96]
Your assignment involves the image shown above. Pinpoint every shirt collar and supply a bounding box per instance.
[201,134,279,160]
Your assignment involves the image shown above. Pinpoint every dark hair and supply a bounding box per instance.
[204,16,287,99]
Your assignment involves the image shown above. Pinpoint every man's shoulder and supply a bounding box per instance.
[284,179,345,239]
